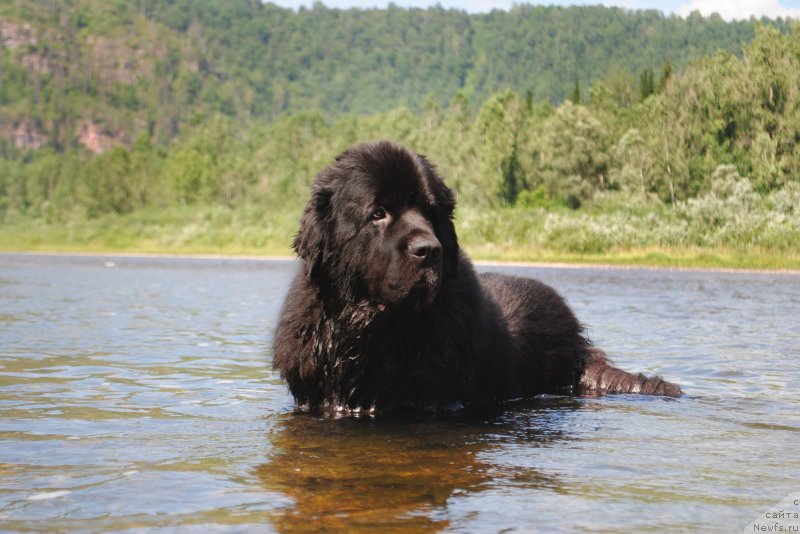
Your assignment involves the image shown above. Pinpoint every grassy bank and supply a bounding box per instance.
[2,204,799,271]
[465,244,800,271]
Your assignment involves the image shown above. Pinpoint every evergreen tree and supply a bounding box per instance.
[639,67,656,101]
[570,81,582,105]
[657,59,673,93]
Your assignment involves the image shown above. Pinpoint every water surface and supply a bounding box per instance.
[1,254,798,532]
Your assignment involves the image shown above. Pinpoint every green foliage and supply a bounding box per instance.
[0,8,799,265]
[570,81,582,105]
[84,147,135,216]
[639,68,655,101]
[475,90,526,206]
[516,186,570,210]
[611,128,653,196]
[531,102,610,208]
[656,59,673,93]
[0,1,792,152]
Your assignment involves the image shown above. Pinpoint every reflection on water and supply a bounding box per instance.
[1,254,799,532]
[259,400,575,532]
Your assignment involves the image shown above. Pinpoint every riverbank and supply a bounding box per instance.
[3,248,799,275]
[464,244,800,273]
[2,205,798,272]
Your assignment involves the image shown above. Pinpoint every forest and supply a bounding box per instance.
[1,1,799,268]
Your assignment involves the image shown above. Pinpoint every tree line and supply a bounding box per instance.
[1,26,798,219]
[0,0,792,149]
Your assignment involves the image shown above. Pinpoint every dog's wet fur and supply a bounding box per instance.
[273,141,681,415]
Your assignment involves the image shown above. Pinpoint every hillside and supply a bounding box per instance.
[1,22,799,268]
[1,2,799,268]
[0,0,792,152]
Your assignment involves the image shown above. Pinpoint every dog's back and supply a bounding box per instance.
[479,272,681,398]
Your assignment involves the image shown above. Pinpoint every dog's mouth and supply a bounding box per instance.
[379,271,440,312]
[403,271,441,310]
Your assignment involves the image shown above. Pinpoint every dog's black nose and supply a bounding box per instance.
[409,237,441,262]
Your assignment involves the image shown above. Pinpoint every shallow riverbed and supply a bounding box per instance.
[1,253,798,532]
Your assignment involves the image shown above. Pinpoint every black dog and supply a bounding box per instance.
[273,141,681,414]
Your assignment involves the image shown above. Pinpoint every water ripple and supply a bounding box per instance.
[1,254,798,532]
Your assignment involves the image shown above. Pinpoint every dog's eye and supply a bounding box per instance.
[371,207,387,221]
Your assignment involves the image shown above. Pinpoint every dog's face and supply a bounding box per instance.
[294,141,459,310]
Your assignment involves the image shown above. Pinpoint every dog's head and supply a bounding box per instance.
[294,141,459,310]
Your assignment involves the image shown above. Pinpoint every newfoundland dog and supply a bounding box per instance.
[273,141,681,414]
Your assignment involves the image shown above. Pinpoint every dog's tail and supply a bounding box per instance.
[579,347,682,397]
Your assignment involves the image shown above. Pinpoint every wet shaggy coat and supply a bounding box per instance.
[272,141,680,414]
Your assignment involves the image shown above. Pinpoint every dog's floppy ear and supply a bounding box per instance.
[438,198,460,280]
[293,181,333,280]
[417,154,460,279]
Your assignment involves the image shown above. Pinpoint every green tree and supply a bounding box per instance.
[639,67,655,101]
[533,101,609,207]
[656,59,673,93]
[570,81,582,105]
[83,147,134,216]
[612,128,653,195]
[475,90,527,206]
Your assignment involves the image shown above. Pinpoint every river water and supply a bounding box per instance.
[1,253,798,532]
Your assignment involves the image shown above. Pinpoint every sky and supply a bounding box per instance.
[269,0,800,20]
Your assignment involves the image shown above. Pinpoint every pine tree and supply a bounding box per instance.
[570,81,582,105]
[639,67,655,101]
[657,59,673,93]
